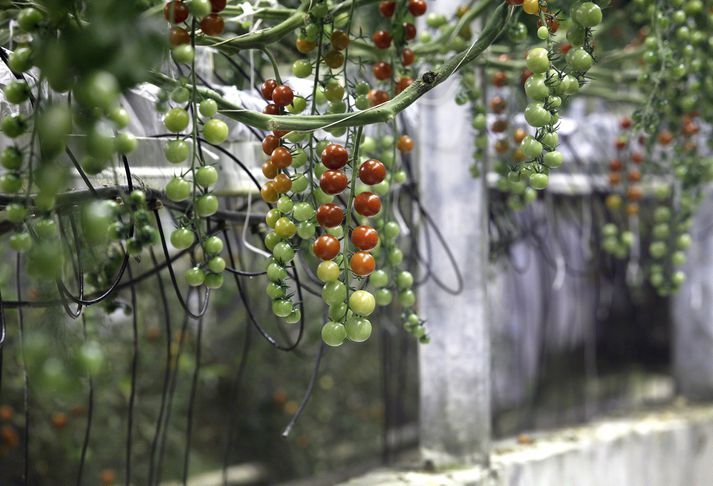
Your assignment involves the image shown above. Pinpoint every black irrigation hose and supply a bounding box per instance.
[224,229,305,351]
[147,248,174,486]
[76,313,94,486]
[125,263,139,486]
[281,341,326,438]
[182,314,204,486]
[154,211,211,319]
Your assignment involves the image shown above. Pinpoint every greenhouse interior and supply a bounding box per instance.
[2,0,713,485]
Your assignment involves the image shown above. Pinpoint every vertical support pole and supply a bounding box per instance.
[417,8,491,466]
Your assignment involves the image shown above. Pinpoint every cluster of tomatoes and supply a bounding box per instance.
[368,0,423,103]
[165,0,227,47]
[605,118,644,218]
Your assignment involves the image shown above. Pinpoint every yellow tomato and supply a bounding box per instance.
[524,0,540,15]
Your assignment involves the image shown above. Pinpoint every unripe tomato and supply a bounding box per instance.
[203,118,229,144]
[196,194,219,217]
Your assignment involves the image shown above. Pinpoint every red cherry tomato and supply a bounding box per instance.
[271,85,294,107]
[200,14,224,35]
[408,0,427,16]
[210,0,227,12]
[354,192,382,217]
[320,170,349,195]
[372,30,392,49]
[402,48,415,66]
[164,1,189,23]
[379,0,396,17]
[262,135,280,156]
[351,251,376,277]
[169,27,190,46]
[321,143,349,169]
[358,159,386,185]
[373,61,393,81]
[261,79,277,100]
[313,235,341,260]
[403,22,417,41]
[351,225,379,251]
[271,147,292,169]
[316,204,344,228]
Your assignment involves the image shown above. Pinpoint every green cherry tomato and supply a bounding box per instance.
[396,271,414,289]
[165,139,190,163]
[321,321,347,347]
[3,81,31,104]
[203,118,229,144]
[171,227,195,249]
[521,136,543,159]
[369,269,389,288]
[10,232,33,252]
[569,48,593,72]
[199,99,218,117]
[285,309,301,324]
[317,260,340,282]
[374,288,393,306]
[398,289,416,307]
[526,48,550,74]
[195,166,219,188]
[349,290,376,316]
[207,256,226,273]
[274,217,297,238]
[1,114,28,138]
[172,45,195,64]
[8,47,33,74]
[164,108,190,133]
[190,0,212,18]
[265,208,280,228]
[267,262,287,282]
[205,273,224,289]
[6,203,27,223]
[524,103,551,128]
[166,176,192,202]
[525,74,550,101]
[17,7,44,32]
[530,173,549,190]
[293,202,315,222]
[115,132,138,154]
[0,173,22,193]
[196,194,219,217]
[574,2,603,27]
[345,317,372,342]
[543,151,563,168]
[297,221,316,239]
[292,59,312,78]
[1,147,23,169]
[322,281,347,306]
[204,236,224,255]
[75,71,119,111]
[272,241,295,263]
[276,196,293,214]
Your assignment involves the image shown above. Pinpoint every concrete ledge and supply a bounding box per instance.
[338,403,713,486]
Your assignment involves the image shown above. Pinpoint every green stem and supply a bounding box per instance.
[342,126,364,319]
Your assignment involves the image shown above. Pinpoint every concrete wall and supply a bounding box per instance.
[337,404,713,486]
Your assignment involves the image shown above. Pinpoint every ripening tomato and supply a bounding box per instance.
[397,135,414,153]
[201,14,224,35]
[354,192,381,216]
[169,27,190,46]
[628,170,641,183]
[609,159,623,171]
[359,159,386,185]
[379,0,396,17]
[403,22,417,41]
[273,173,292,193]
[164,1,189,23]
[261,79,277,100]
[609,173,621,185]
[331,30,350,50]
[395,77,413,94]
[271,147,292,169]
[372,30,392,49]
[351,251,376,277]
[408,0,427,16]
[263,103,279,115]
[373,61,393,81]
[271,85,294,107]
[262,135,280,155]
[323,50,345,68]
[316,203,344,228]
[321,143,349,169]
[296,38,317,54]
[351,225,379,251]
[627,186,642,201]
[320,170,348,195]
[402,48,415,66]
[210,0,226,12]
[261,181,279,203]
[262,160,278,179]
[490,95,506,113]
[314,234,341,260]
[657,130,673,145]
[368,89,389,106]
